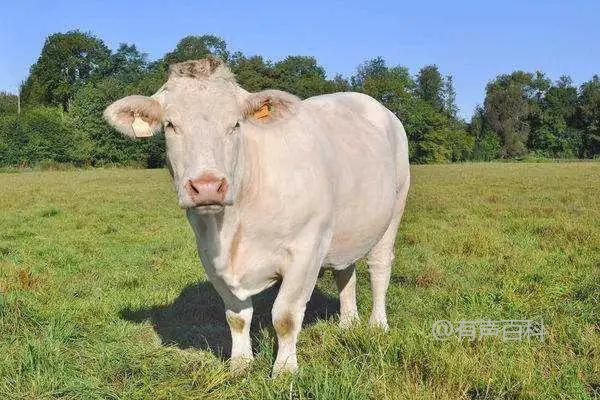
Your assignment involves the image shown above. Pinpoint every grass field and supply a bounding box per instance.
[0,162,598,399]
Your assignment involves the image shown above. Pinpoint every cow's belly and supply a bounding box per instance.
[325,188,396,267]
[324,146,398,267]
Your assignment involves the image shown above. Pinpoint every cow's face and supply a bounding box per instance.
[104,57,298,214]
[160,69,245,213]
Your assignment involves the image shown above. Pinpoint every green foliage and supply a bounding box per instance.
[163,35,229,65]
[272,56,338,99]
[0,106,90,166]
[230,54,349,99]
[105,43,149,85]
[20,30,110,109]
[0,92,18,115]
[352,58,414,118]
[405,99,473,163]
[131,64,168,97]
[443,75,458,117]
[0,114,20,165]
[230,53,277,92]
[483,71,534,157]
[416,65,445,110]
[469,106,502,161]
[527,75,582,157]
[579,75,600,157]
[478,71,599,160]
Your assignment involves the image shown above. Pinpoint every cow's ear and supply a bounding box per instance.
[242,90,300,124]
[103,95,163,138]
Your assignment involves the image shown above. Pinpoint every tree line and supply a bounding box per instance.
[0,30,598,168]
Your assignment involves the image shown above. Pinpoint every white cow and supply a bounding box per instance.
[104,57,410,376]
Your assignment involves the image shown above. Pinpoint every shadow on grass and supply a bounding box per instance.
[120,281,339,359]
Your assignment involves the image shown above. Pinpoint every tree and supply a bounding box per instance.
[162,35,228,65]
[469,106,501,160]
[351,57,387,89]
[272,56,335,99]
[351,58,414,120]
[229,53,276,92]
[579,75,600,157]
[330,74,351,92]
[416,65,444,111]
[230,52,350,97]
[483,71,534,157]
[21,31,110,109]
[442,75,458,117]
[404,98,473,163]
[105,43,149,84]
[528,75,582,157]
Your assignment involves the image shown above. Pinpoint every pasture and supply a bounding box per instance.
[0,162,598,399]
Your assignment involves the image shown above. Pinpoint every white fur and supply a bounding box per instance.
[104,59,410,377]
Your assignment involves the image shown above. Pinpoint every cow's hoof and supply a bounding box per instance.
[369,315,389,331]
[271,360,298,378]
[339,313,360,329]
[230,356,252,376]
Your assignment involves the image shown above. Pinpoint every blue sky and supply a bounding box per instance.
[1,0,598,119]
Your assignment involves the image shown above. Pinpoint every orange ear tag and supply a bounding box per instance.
[253,104,271,119]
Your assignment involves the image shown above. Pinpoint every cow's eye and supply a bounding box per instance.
[164,121,177,133]
[228,121,240,135]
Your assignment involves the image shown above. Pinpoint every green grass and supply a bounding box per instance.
[0,162,598,399]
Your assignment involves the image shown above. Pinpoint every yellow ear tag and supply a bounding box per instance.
[131,116,153,138]
[253,104,271,119]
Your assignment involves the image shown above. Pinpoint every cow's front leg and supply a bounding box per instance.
[219,290,254,375]
[225,303,253,374]
[271,247,325,377]
[271,297,305,377]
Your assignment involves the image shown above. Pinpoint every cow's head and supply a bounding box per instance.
[104,57,298,214]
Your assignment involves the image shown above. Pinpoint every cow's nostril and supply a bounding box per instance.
[187,180,199,194]
[217,178,227,194]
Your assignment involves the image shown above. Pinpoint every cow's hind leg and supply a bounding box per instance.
[367,177,409,330]
[334,263,359,328]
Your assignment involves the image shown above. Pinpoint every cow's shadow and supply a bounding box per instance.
[120,279,339,359]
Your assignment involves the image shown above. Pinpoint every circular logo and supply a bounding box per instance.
[432,320,454,340]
